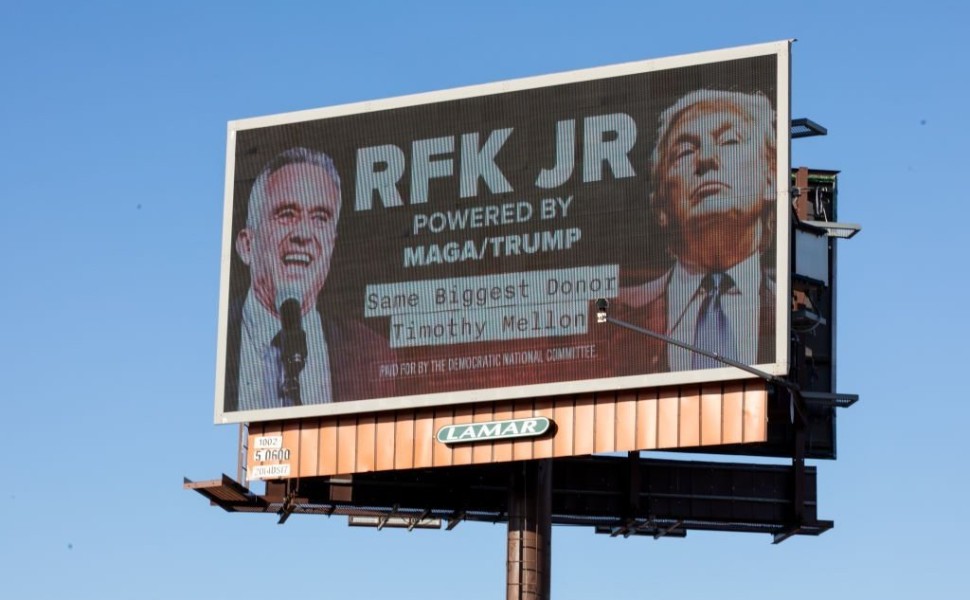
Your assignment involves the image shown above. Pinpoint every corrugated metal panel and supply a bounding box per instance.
[247,381,768,478]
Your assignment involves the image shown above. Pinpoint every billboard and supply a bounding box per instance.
[215,41,791,424]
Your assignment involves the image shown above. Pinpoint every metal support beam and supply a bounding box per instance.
[188,456,831,539]
[447,510,465,531]
[507,460,552,600]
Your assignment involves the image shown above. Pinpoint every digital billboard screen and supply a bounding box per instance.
[215,41,791,424]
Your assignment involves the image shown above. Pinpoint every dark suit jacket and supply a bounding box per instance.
[223,296,396,413]
[601,264,776,377]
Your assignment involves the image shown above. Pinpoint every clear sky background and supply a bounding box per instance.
[1,1,965,598]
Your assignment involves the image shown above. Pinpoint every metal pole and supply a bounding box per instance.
[507,459,552,600]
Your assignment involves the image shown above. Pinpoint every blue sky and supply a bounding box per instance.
[1,1,966,598]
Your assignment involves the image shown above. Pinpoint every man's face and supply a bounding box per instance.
[658,102,772,259]
[236,162,341,315]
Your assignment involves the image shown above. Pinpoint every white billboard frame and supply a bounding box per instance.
[214,40,791,424]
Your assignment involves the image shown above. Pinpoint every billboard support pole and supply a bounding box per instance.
[507,459,552,600]
[774,386,809,544]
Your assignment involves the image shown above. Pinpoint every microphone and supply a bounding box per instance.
[279,297,303,333]
[276,287,307,406]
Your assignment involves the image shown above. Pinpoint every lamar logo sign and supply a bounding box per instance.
[436,417,553,444]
